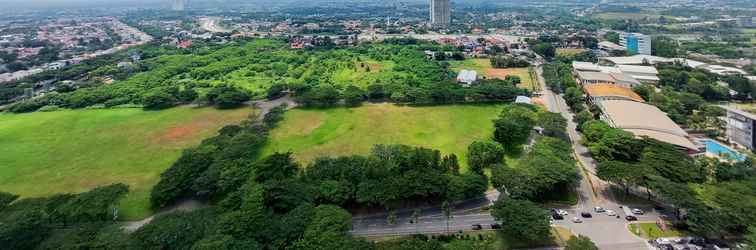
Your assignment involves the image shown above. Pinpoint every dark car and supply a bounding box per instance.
[580,212,592,218]
[490,223,502,230]
[552,213,564,220]
[625,215,638,221]
[472,224,482,230]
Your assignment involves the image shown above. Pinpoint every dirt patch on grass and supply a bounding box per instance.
[485,68,524,80]
[287,113,325,135]
[152,109,249,147]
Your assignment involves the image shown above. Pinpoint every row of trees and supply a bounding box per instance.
[487,104,580,243]
[289,78,530,108]
[582,118,756,238]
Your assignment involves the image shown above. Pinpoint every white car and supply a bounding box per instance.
[632,208,644,215]
[594,207,605,213]
[606,210,617,216]
[572,217,583,223]
[557,209,568,216]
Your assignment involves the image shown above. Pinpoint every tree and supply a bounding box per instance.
[297,85,341,107]
[533,43,556,58]
[604,32,620,44]
[745,226,756,249]
[538,111,568,139]
[575,110,593,129]
[491,198,551,242]
[652,36,679,57]
[565,235,599,250]
[411,209,421,233]
[0,191,19,210]
[564,87,585,111]
[132,209,217,250]
[177,88,199,103]
[343,85,366,107]
[207,85,251,109]
[467,141,505,174]
[640,139,703,183]
[387,210,397,234]
[493,105,536,153]
[596,161,647,195]
[267,84,287,100]
[142,90,177,110]
[442,201,452,234]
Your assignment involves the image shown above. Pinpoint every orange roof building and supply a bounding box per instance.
[583,84,644,103]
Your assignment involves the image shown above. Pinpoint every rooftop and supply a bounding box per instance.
[576,71,614,82]
[583,84,644,103]
[600,100,697,150]
[572,61,601,72]
[602,55,676,65]
[616,65,659,75]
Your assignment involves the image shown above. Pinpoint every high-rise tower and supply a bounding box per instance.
[171,0,186,11]
[429,0,451,26]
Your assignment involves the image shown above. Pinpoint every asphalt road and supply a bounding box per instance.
[536,65,657,250]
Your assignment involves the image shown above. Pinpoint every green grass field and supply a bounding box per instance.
[557,48,587,57]
[594,12,662,20]
[0,106,250,219]
[261,103,503,170]
[629,222,685,239]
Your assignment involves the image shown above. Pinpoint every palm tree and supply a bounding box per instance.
[387,210,397,235]
[442,201,453,234]
[411,208,421,234]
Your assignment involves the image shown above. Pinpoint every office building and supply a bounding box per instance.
[721,106,756,151]
[619,32,651,55]
[171,0,186,11]
[430,0,451,26]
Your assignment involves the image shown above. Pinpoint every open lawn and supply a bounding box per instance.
[440,226,573,249]
[261,103,502,170]
[0,106,250,219]
[594,12,662,20]
[629,222,685,239]
[448,59,535,90]
[557,48,587,57]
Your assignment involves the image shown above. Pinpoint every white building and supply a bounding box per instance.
[619,32,651,55]
[456,70,477,85]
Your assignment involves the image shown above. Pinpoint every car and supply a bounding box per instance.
[471,224,482,230]
[632,208,644,215]
[606,210,617,216]
[557,209,568,216]
[572,217,583,223]
[594,206,605,213]
[580,212,592,218]
[490,223,502,230]
[625,215,638,221]
[552,213,564,220]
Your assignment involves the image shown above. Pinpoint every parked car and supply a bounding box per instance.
[490,223,502,230]
[632,208,644,215]
[552,213,564,220]
[606,210,617,216]
[472,224,482,230]
[580,212,592,218]
[557,209,568,216]
[572,217,583,223]
[594,206,605,213]
[625,215,638,221]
